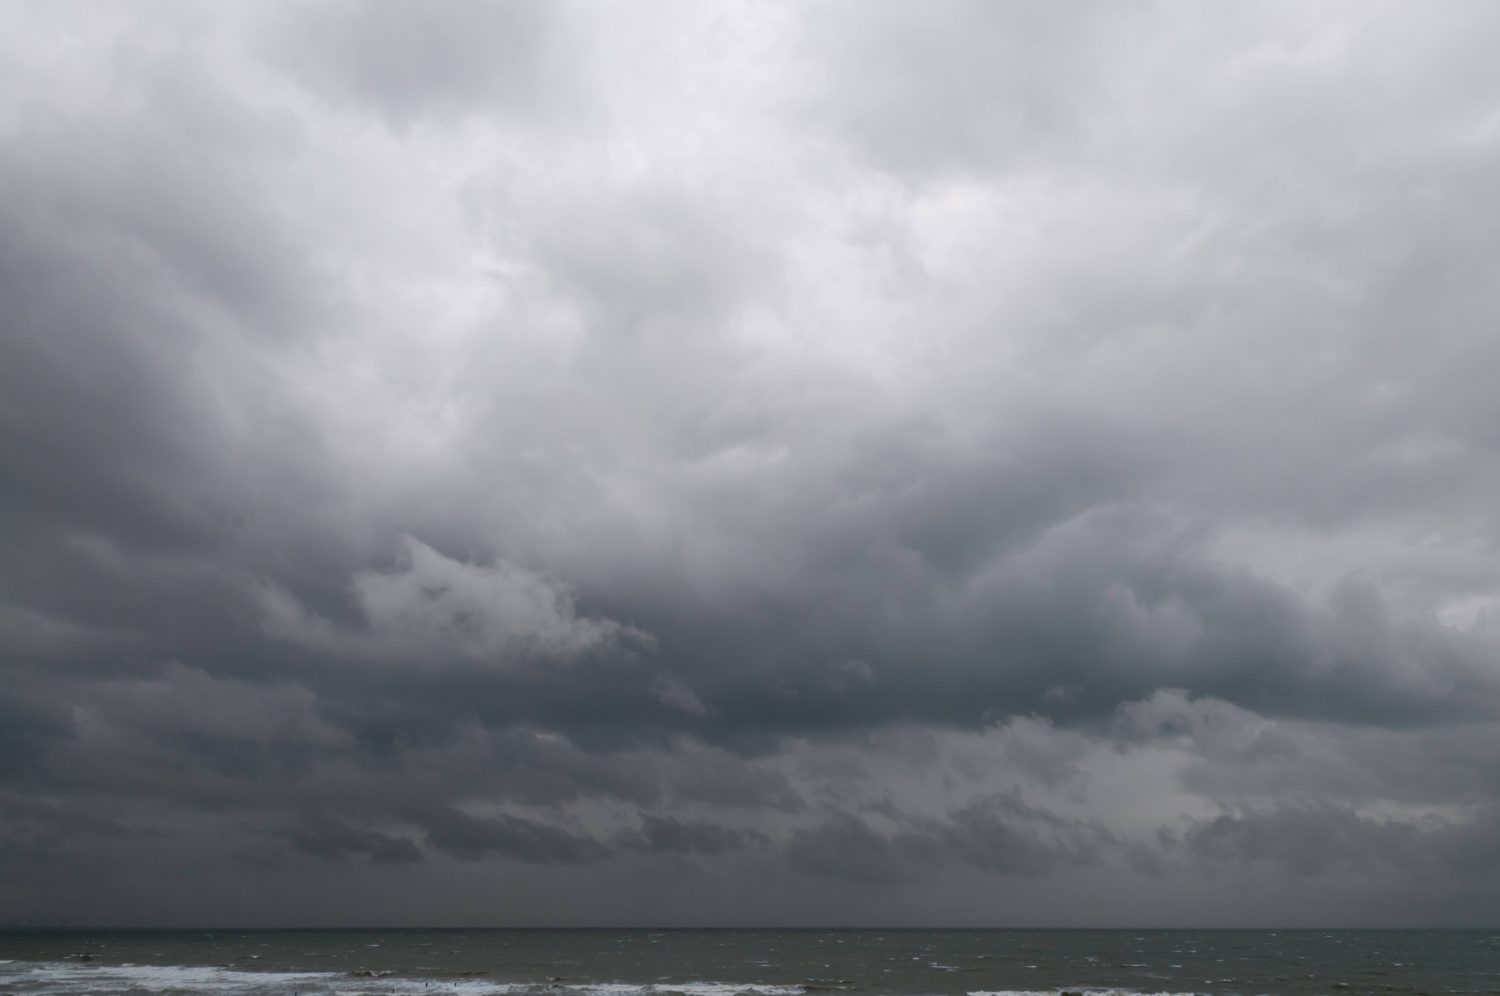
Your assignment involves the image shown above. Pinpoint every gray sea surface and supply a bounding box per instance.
[1,928,1497,996]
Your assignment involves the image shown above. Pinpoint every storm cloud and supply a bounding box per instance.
[3,1,1500,927]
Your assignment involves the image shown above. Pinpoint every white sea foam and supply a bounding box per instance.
[0,961,810,996]
[0,961,523,995]
[0,961,340,994]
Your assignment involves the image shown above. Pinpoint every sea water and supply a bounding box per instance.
[1,928,1497,996]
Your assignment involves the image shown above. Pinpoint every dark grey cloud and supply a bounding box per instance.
[2,0,1500,926]
[788,793,1111,886]
[283,814,423,865]
[0,681,70,781]
[1172,802,1500,882]
[421,807,607,864]
[787,815,948,887]
[616,814,770,857]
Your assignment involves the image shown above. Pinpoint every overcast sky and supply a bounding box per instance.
[4,0,1500,927]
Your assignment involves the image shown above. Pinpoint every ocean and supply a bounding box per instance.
[0,928,1496,996]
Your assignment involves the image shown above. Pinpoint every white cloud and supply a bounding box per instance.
[262,536,648,666]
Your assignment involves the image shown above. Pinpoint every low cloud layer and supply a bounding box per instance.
[3,1,1500,926]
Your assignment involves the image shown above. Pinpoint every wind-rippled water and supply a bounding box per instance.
[1,928,1497,996]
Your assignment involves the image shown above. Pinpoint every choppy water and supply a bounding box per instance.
[1,929,1497,996]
